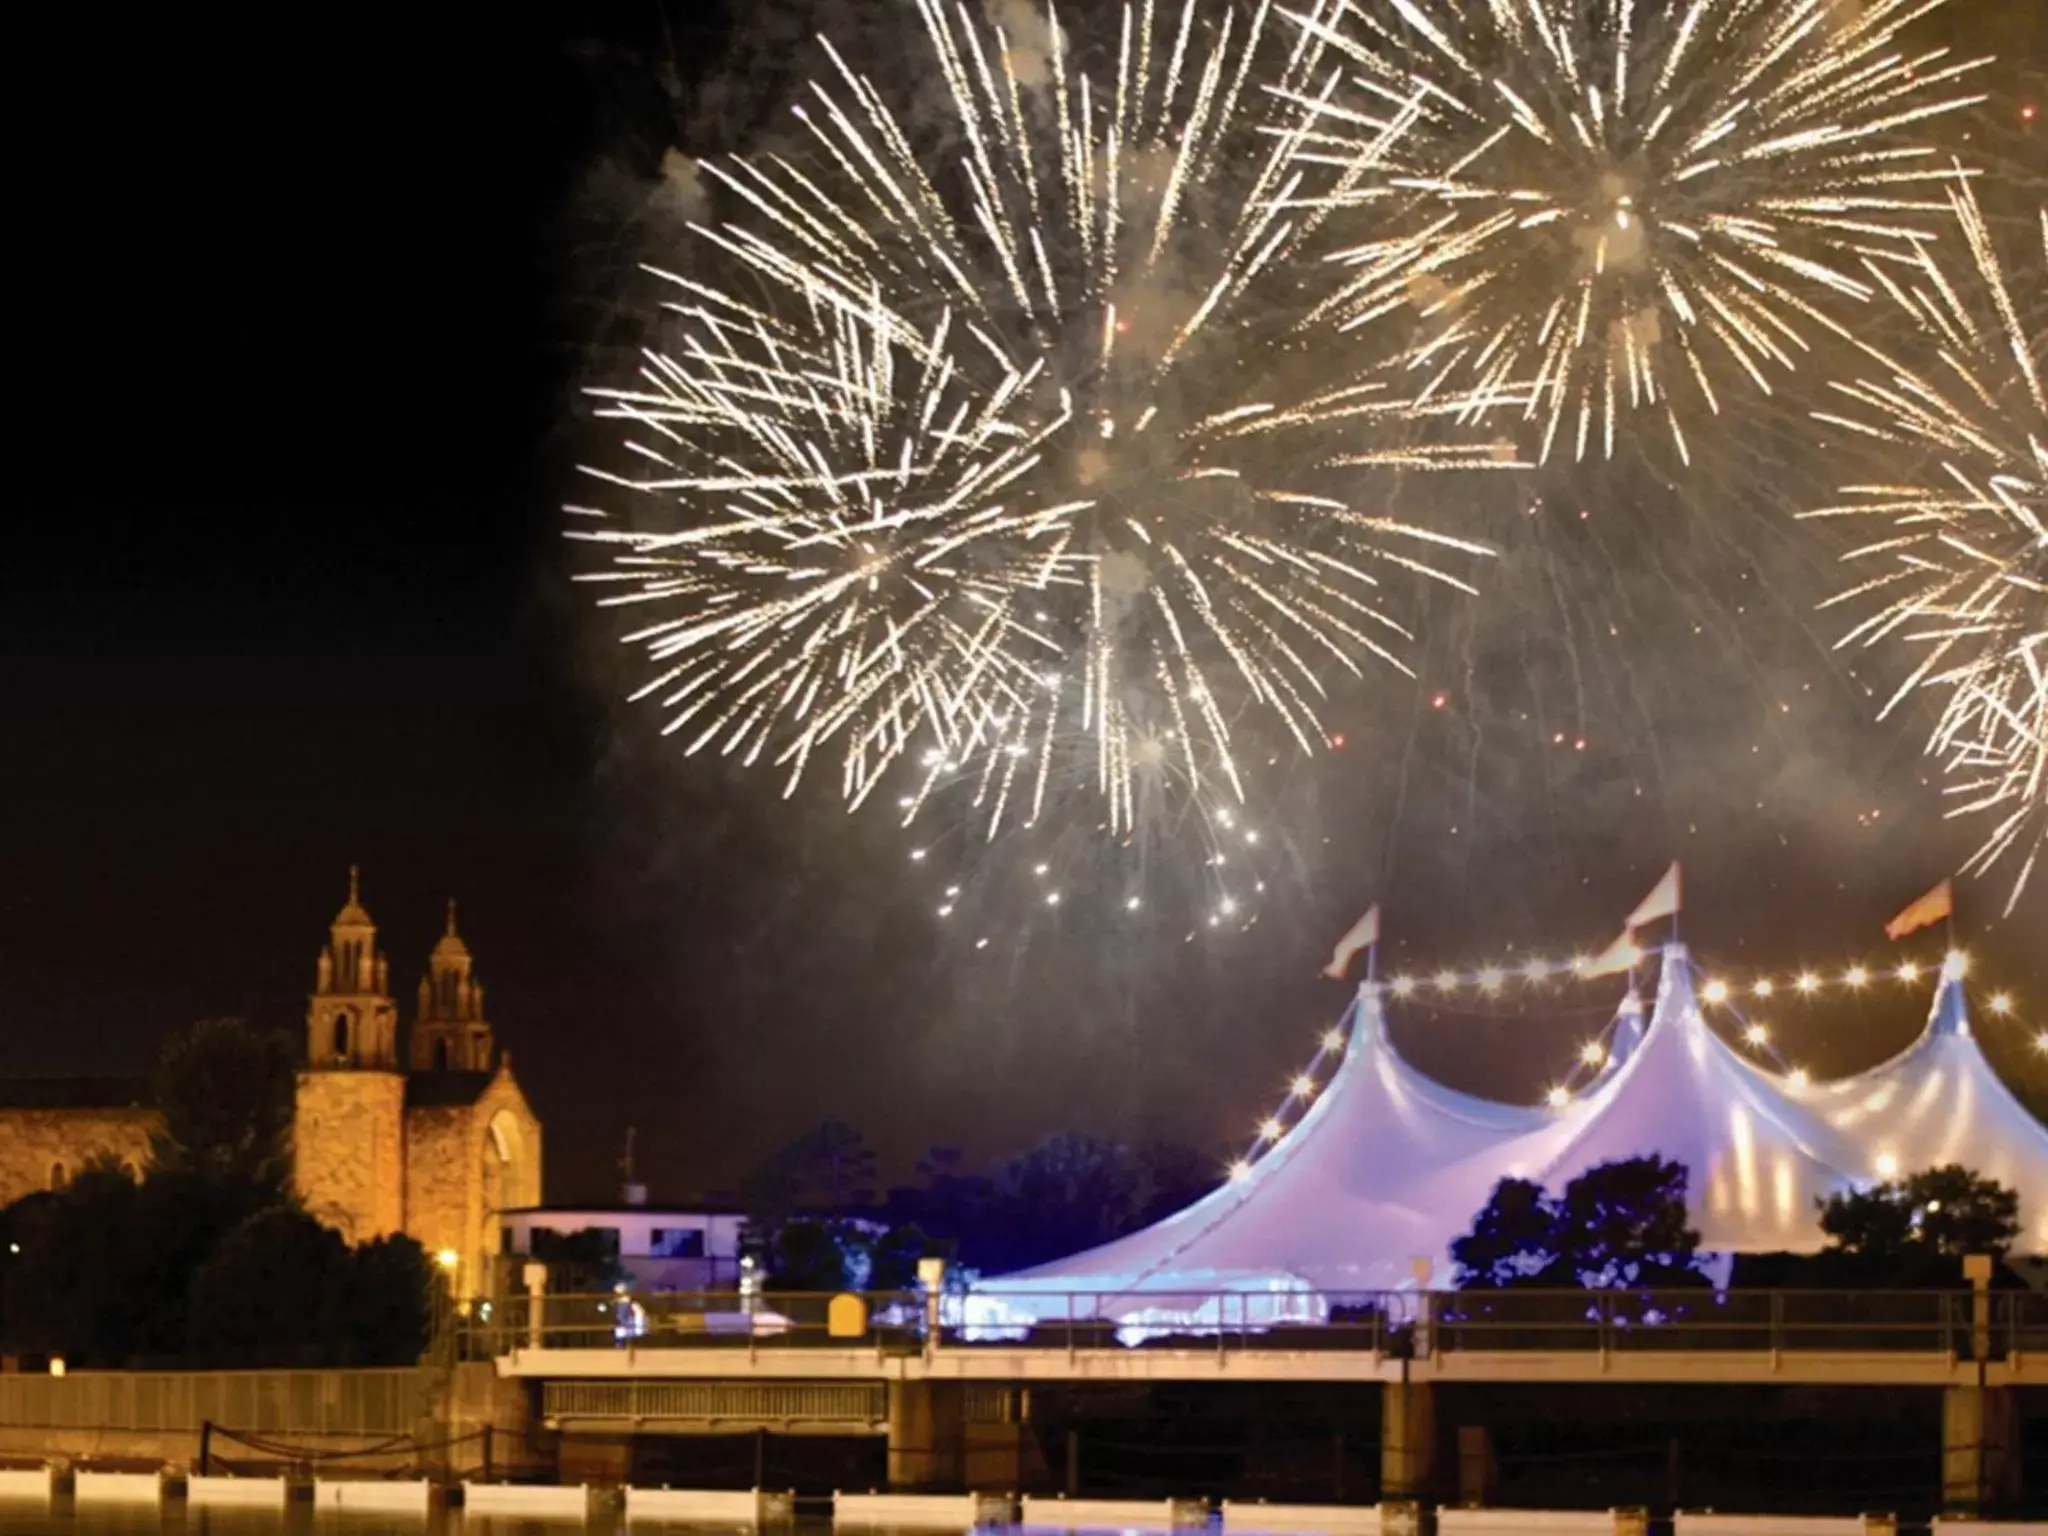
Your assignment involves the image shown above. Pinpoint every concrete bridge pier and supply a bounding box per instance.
[1942,1384,2021,1512]
[886,1382,1029,1492]
[887,1380,965,1490]
[1381,1378,1435,1499]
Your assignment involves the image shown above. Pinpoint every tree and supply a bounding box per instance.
[748,1119,879,1218]
[1135,1142,1221,1227]
[333,1235,435,1366]
[883,1147,999,1271]
[1554,1157,1702,1288]
[767,1218,856,1291]
[186,1207,351,1367]
[119,1167,273,1362]
[151,1017,297,1190]
[864,1223,938,1291]
[1451,1158,1702,1289]
[0,1162,141,1365]
[992,1132,1144,1272]
[1819,1164,2021,1262]
[1452,1177,1557,1288]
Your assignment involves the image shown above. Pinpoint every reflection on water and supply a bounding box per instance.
[0,1517,1627,1536]
[0,1507,780,1536]
[0,1507,769,1535]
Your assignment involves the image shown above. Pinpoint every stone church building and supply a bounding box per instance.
[0,870,542,1295]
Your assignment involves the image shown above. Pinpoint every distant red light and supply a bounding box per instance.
[1330,732,1347,749]
[1430,693,1448,709]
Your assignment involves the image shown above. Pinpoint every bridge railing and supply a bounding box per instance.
[467,1286,2048,1360]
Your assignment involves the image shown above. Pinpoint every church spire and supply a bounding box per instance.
[411,896,495,1073]
[309,866,399,1070]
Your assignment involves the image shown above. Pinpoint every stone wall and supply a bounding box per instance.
[0,1110,159,1207]
[403,1106,470,1271]
[293,1071,406,1241]
[0,1365,490,1475]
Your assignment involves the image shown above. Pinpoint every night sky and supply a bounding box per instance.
[8,3,2044,1206]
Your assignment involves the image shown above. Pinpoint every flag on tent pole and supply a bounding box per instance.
[1322,905,1380,979]
[1885,879,1953,941]
[1581,929,1643,979]
[1628,863,1683,927]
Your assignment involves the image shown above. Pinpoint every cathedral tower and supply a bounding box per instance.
[411,901,495,1073]
[295,867,407,1240]
[308,865,399,1068]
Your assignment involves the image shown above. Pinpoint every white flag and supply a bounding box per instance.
[1581,929,1643,979]
[1627,863,1682,928]
[1322,905,1381,979]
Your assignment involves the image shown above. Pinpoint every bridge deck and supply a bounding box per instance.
[478,1288,2048,1390]
[497,1343,2040,1387]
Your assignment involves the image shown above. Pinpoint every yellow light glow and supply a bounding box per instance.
[1897,962,1920,982]
[1229,1160,1252,1183]
[1944,950,1970,981]
[1875,1152,1900,1179]
[1434,970,1460,991]
[1392,975,1418,997]
[436,1248,460,1272]
[1845,966,1869,987]
[1292,1074,1317,1098]
[1546,1086,1570,1109]
[1524,959,1552,981]
[1569,954,1591,973]
[1322,1028,1345,1050]
[1478,967,1504,994]
[1796,973,1820,994]
[1988,993,2013,1016]
[1259,1118,1284,1142]
[2033,1032,2048,1053]
[1744,1024,1769,1047]
[1753,979,1776,998]
[1579,1042,1607,1067]
[1703,979,1730,1004]
[1788,1068,1810,1089]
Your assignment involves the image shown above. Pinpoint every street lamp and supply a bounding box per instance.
[431,1249,461,1363]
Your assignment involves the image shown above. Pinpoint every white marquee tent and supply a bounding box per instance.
[1788,973,2048,1250]
[970,943,2048,1327]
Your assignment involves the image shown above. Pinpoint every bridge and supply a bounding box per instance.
[473,1286,2048,1386]
[464,1287,2045,1506]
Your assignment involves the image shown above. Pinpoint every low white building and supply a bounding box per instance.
[498,1204,748,1292]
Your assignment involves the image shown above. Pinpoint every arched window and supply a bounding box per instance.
[333,1012,351,1060]
[433,1038,449,1073]
[49,1162,67,1190]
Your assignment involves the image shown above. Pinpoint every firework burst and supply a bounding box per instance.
[1283,0,1987,467]
[1806,180,2046,914]
[570,0,1514,903]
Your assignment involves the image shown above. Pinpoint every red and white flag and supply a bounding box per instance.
[1322,905,1381,979]
[1627,863,1683,928]
[1885,879,1953,941]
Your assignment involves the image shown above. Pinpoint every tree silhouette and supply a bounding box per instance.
[1819,1164,2020,1261]
[150,1017,296,1190]
[1452,1157,1702,1289]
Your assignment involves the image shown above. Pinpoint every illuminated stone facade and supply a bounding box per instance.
[0,871,542,1297]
